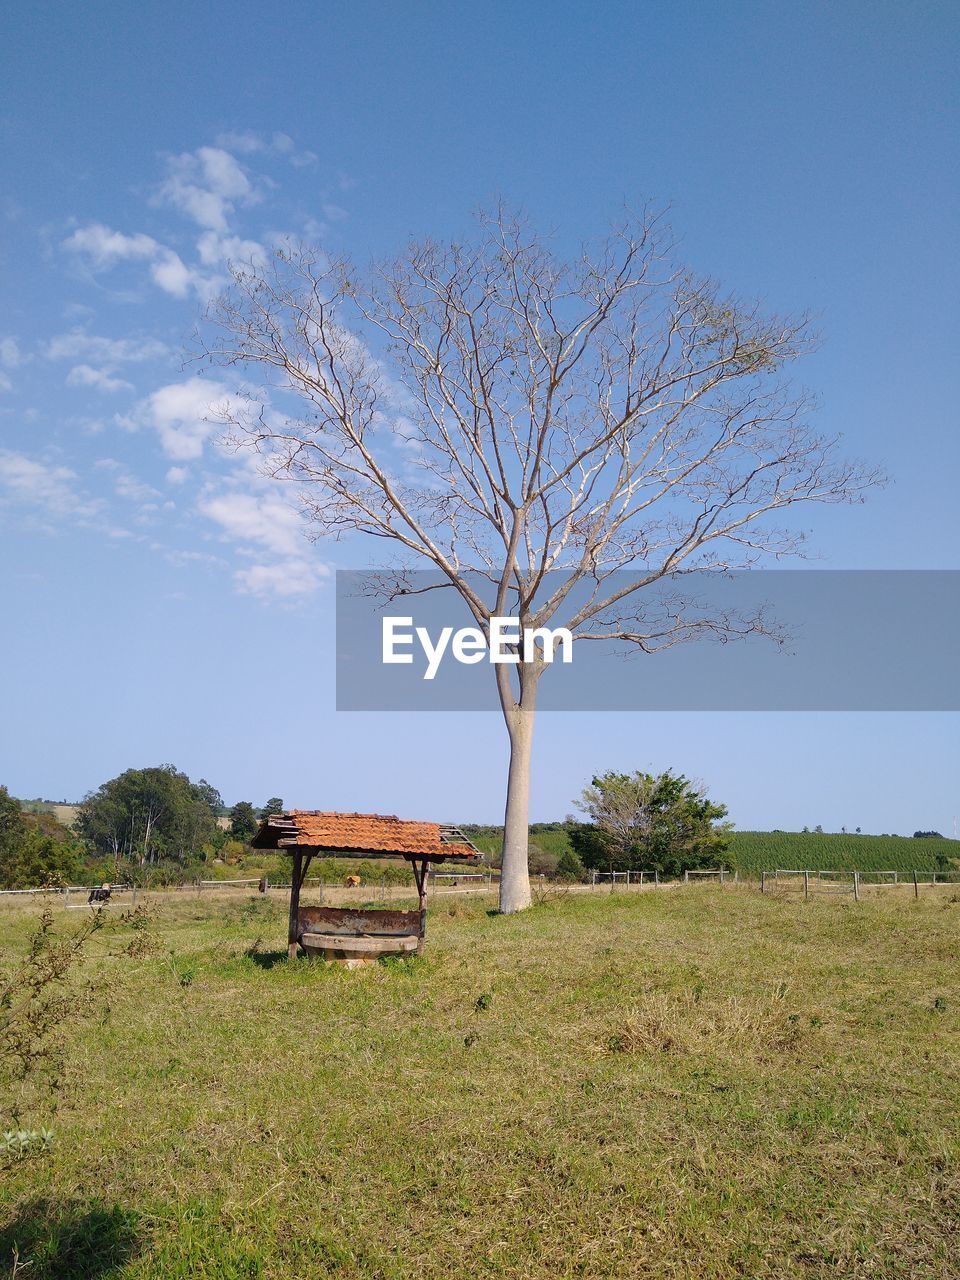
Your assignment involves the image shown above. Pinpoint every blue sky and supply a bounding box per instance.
[1,1,957,834]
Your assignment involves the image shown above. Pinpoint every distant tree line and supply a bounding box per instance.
[2,763,953,891]
[0,768,286,889]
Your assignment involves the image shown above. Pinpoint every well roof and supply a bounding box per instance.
[251,810,481,862]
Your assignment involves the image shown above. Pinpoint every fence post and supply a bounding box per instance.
[319,878,325,903]
[803,869,809,901]
[913,870,919,899]
[853,870,860,902]
[684,870,689,884]
[626,869,631,888]
[63,885,70,907]
[761,870,766,894]
[720,867,725,885]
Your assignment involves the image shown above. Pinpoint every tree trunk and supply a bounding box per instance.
[498,668,540,914]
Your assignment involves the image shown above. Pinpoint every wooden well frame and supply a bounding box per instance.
[250,811,480,962]
[285,847,435,961]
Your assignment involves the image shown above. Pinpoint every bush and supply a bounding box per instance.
[555,847,585,882]
[527,844,558,878]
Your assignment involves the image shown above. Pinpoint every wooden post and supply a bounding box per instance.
[853,870,860,902]
[913,869,919,899]
[287,849,303,960]
[803,869,809,901]
[654,869,659,887]
[684,870,689,884]
[132,884,138,908]
[626,869,631,888]
[761,870,766,894]
[411,858,429,954]
[720,867,726,885]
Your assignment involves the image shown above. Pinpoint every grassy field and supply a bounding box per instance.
[1,885,958,1279]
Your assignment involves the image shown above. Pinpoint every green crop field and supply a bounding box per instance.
[729,830,960,875]
[463,825,960,879]
[2,885,958,1278]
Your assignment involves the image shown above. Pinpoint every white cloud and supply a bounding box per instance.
[196,230,266,267]
[62,225,211,299]
[115,471,162,504]
[214,130,316,167]
[156,146,255,232]
[0,450,103,521]
[198,490,307,557]
[0,373,11,393]
[121,376,241,460]
[197,483,329,598]
[166,466,188,484]
[0,337,23,368]
[63,223,160,266]
[66,364,134,393]
[214,130,266,155]
[148,249,195,298]
[46,329,169,364]
[235,559,327,598]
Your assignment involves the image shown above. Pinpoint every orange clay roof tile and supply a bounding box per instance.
[251,810,479,861]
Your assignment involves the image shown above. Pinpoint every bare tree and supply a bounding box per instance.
[199,207,880,913]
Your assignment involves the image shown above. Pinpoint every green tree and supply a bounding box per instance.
[13,828,82,888]
[228,801,258,843]
[0,787,28,888]
[569,770,732,878]
[77,765,218,866]
[260,797,284,818]
[194,779,224,816]
[555,847,585,882]
[0,791,84,889]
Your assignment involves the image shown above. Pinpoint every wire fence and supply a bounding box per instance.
[760,868,960,900]
[0,883,139,906]
[2,865,956,905]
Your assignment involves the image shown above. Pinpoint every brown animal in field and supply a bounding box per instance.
[344,874,362,888]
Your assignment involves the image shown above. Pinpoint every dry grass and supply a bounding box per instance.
[604,988,802,1058]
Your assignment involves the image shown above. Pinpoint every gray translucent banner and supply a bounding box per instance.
[336,570,960,711]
